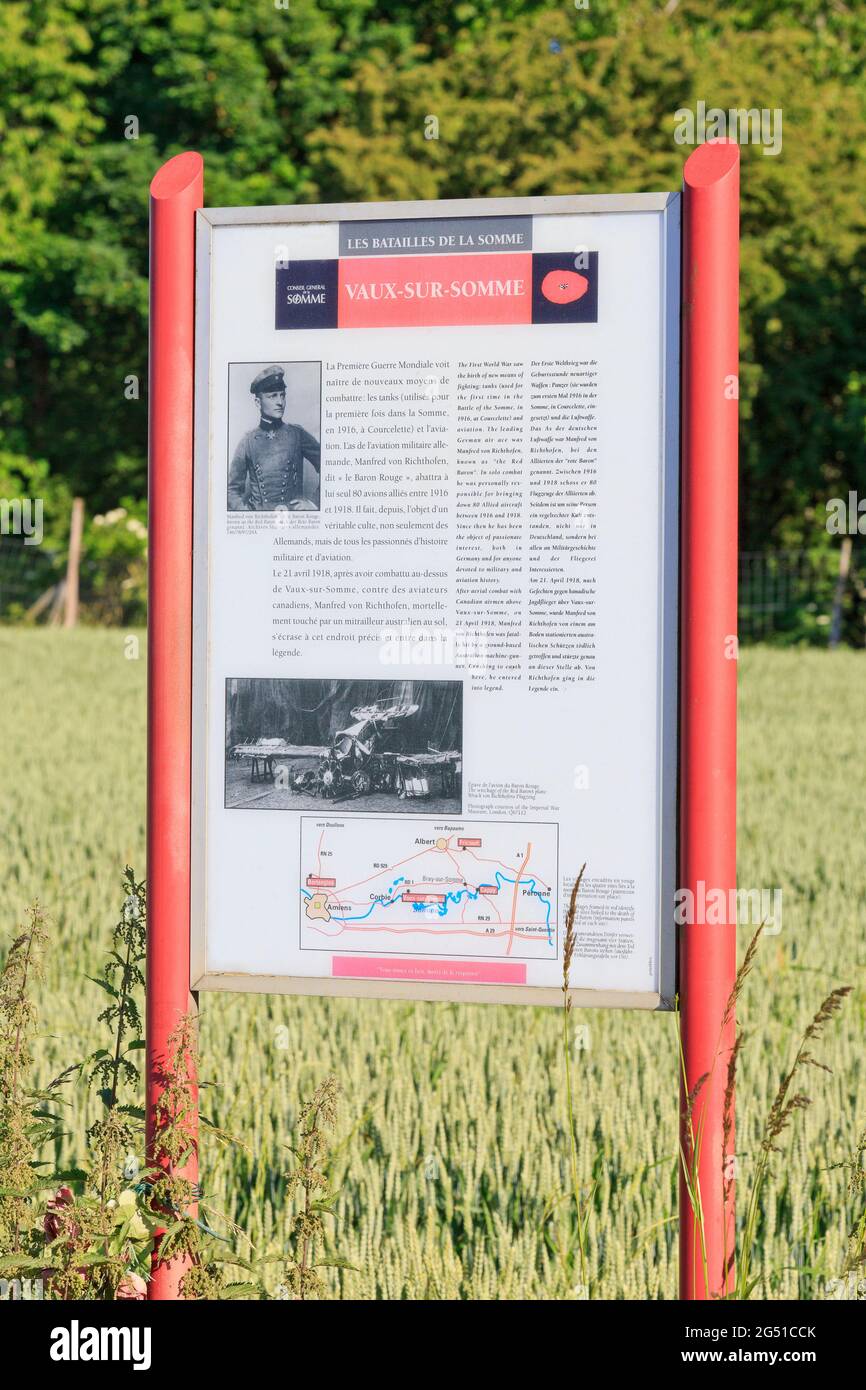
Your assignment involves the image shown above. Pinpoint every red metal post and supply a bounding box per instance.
[679,140,740,1300]
[147,150,203,1300]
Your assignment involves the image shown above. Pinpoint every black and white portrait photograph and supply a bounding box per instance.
[225,677,463,813]
[227,360,321,513]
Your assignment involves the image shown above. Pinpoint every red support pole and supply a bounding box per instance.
[147,150,203,1300]
[679,140,740,1300]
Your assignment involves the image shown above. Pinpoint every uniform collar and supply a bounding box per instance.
[258,416,284,433]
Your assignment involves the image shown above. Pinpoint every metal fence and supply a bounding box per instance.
[737,549,841,643]
[0,537,852,642]
[0,538,60,621]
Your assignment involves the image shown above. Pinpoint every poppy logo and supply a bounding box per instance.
[540,268,588,305]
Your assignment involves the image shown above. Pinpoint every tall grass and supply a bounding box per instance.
[560,864,596,1296]
[0,630,864,1298]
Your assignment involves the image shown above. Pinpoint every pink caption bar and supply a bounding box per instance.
[332,957,527,985]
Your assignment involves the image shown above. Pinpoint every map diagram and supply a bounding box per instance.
[299,817,558,960]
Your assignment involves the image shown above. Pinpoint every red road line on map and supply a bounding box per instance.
[319,922,548,929]
[326,846,437,895]
[445,849,465,879]
[311,838,550,898]
[506,843,532,957]
[308,924,516,939]
[463,849,517,875]
[307,920,549,935]
[462,847,550,892]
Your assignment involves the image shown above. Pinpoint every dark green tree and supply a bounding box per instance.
[0,0,863,626]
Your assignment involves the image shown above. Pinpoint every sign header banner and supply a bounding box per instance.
[275,240,599,331]
[338,214,533,255]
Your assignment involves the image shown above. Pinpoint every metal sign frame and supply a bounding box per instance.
[146,150,739,1301]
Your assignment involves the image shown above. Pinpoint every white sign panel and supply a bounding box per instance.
[191,193,680,1008]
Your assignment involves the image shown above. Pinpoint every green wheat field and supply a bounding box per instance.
[1,629,863,1299]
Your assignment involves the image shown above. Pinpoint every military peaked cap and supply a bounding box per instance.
[250,365,286,395]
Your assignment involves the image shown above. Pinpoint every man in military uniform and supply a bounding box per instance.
[227,365,321,512]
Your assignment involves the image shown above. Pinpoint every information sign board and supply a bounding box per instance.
[190,193,680,1007]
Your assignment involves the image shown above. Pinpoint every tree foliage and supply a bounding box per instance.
[0,0,863,558]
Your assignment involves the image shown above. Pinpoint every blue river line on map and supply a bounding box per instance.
[300,870,554,945]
